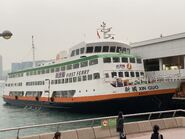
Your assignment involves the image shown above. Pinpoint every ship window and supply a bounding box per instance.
[122,47,126,53]
[137,58,142,63]
[73,77,77,82]
[130,72,135,77]
[94,46,102,52]
[58,79,61,84]
[80,61,88,67]
[38,70,41,75]
[67,64,72,70]
[111,72,117,78]
[113,57,120,63]
[89,59,98,65]
[136,72,139,77]
[51,68,54,73]
[82,75,87,81]
[130,57,135,63]
[127,48,130,54]
[69,78,72,83]
[103,46,109,52]
[86,46,93,53]
[73,63,79,69]
[140,72,144,77]
[88,74,93,80]
[116,47,122,53]
[65,78,69,83]
[118,72,124,77]
[61,66,65,71]
[30,71,33,76]
[104,73,109,78]
[46,69,49,73]
[103,57,111,63]
[110,46,116,52]
[42,69,45,74]
[61,79,64,84]
[94,73,100,79]
[125,72,129,77]
[55,67,60,72]
[122,57,128,63]
[80,47,85,54]
[78,76,82,82]
[71,50,75,57]
[76,49,80,55]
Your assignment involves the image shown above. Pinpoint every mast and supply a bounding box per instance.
[32,35,36,67]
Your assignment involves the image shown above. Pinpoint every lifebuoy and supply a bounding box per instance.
[127,63,132,69]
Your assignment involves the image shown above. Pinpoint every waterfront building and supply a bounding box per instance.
[130,32,185,96]
[0,55,2,80]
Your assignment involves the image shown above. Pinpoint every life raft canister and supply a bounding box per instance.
[127,63,132,69]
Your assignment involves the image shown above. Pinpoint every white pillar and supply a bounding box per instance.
[159,58,163,71]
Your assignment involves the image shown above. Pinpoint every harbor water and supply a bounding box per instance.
[0,86,106,138]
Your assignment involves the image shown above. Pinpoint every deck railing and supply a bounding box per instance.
[0,109,184,139]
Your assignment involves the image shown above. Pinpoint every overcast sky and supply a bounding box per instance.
[0,0,185,70]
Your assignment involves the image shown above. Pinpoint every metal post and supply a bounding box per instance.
[16,129,20,139]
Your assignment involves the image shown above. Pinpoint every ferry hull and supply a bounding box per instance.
[3,93,174,114]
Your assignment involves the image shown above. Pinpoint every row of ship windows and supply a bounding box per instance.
[51,73,100,84]
[6,71,144,87]
[103,57,142,63]
[8,58,98,78]
[5,82,22,87]
[71,46,130,57]
[9,91,42,97]
[9,90,76,98]
[9,57,142,79]
[107,71,145,78]
[26,81,45,86]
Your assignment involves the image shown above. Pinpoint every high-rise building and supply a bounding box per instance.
[11,60,51,72]
[0,55,2,80]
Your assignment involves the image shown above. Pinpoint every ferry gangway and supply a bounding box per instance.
[0,109,184,139]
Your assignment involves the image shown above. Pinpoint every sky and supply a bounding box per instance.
[0,0,185,70]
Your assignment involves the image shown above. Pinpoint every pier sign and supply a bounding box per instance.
[101,118,116,128]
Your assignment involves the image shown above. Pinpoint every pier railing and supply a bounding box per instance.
[0,109,184,139]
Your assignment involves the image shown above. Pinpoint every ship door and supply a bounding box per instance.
[44,79,50,100]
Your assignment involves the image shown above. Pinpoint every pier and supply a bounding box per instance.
[0,109,184,139]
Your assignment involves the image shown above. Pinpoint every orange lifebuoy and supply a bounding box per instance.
[127,63,132,69]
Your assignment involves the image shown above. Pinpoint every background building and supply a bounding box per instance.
[11,60,50,72]
[0,55,3,80]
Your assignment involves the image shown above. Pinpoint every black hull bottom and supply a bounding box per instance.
[3,94,175,114]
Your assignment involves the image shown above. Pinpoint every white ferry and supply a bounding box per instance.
[3,23,180,112]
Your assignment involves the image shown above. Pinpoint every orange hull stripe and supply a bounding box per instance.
[3,89,176,103]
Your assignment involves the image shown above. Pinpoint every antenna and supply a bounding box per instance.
[32,35,36,67]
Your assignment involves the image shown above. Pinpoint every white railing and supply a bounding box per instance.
[0,109,184,139]
[146,69,185,80]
